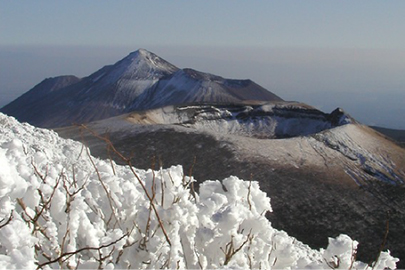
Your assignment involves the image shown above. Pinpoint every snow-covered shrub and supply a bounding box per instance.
[0,113,399,269]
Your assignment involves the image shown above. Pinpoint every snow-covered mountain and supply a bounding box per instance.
[56,102,405,266]
[3,47,405,266]
[0,112,399,269]
[63,102,404,189]
[128,68,281,112]
[1,49,282,128]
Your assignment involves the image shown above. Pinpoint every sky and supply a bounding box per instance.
[1,1,405,129]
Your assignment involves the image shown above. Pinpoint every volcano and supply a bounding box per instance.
[2,49,405,267]
[1,49,282,128]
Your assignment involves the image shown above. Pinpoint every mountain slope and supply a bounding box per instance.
[1,112,399,269]
[1,75,81,119]
[128,68,282,111]
[371,126,405,147]
[55,103,405,267]
[1,49,282,128]
[1,49,179,127]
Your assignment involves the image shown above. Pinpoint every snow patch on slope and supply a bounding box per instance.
[313,124,405,186]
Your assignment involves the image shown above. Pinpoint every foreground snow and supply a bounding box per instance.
[0,113,398,269]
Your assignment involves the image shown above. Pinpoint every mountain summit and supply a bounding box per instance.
[109,48,179,80]
[1,49,282,128]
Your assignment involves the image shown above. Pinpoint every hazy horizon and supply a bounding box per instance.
[1,1,405,129]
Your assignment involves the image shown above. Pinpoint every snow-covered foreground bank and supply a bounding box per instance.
[0,113,398,269]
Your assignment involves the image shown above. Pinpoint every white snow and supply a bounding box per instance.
[111,49,179,82]
[81,49,180,111]
[0,113,399,269]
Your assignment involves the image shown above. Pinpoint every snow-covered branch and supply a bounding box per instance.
[0,113,399,269]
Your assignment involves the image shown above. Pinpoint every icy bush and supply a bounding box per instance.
[0,113,399,269]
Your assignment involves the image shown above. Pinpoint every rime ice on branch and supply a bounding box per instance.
[0,113,399,269]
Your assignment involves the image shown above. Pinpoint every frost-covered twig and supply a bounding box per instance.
[16,198,51,241]
[247,177,253,211]
[188,156,197,200]
[151,156,157,203]
[0,211,13,229]
[139,204,153,251]
[324,255,340,269]
[1,113,400,269]
[33,170,61,224]
[193,243,204,270]
[159,166,165,206]
[60,228,70,259]
[85,145,121,229]
[247,232,254,269]
[221,233,252,265]
[115,222,138,265]
[127,160,172,246]
[35,233,128,269]
[349,240,357,270]
[62,168,88,214]
[105,136,117,176]
[31,158,48,182]
[78,124,172,246]
[96,246,115,269]
[16,162,61,237]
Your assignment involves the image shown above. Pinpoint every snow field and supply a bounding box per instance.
[0,113,399,269]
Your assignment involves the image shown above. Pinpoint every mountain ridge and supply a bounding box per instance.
[1,49,282,128]
[1,75,81,118]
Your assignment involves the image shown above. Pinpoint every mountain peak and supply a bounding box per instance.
[116,49,179,79]
[128,48,153,58]
[329,107,354,125]
[137,48,152,55]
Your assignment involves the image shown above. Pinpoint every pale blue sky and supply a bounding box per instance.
[2,1,405,48]
[1,1,405,128]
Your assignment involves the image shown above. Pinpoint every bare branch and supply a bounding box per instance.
[151,156,157,203]
[85,145,121,230]
[222,233,252,265]
[247,176,253,211]
[115,222,138,264]
[78,124,172,246]
[324,256,340,269]
[16,198,51,241]
[160,166,165,207]
[32,170,62,224]
[31,158,48,182]
[0,211,13,229]
[370,211,390,269]
[139,204,153,251]
[36,233,128,269]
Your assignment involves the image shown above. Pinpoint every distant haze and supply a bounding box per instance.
[1,45,405,129]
